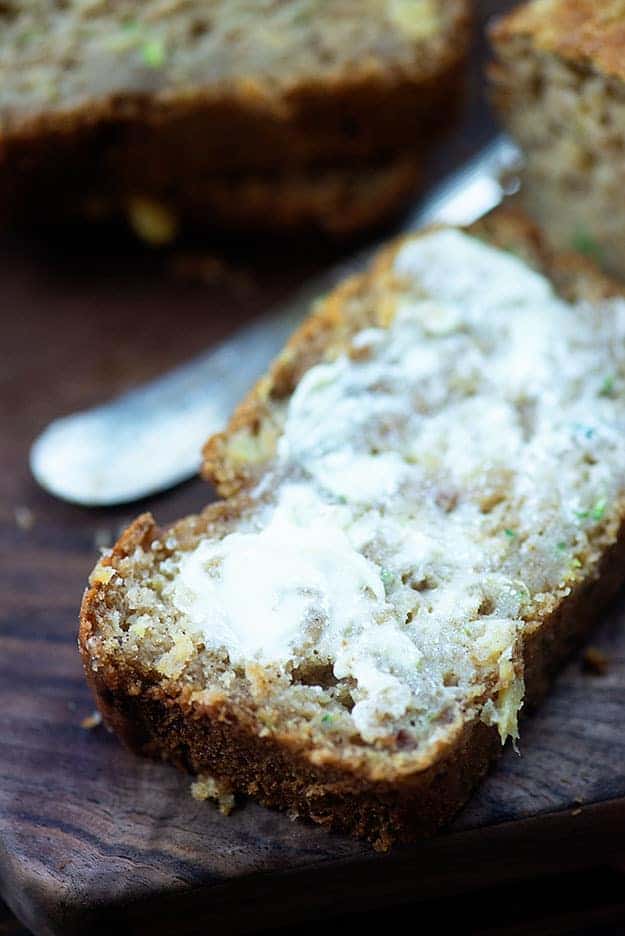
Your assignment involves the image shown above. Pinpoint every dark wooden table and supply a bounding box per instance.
[4,3,625,933]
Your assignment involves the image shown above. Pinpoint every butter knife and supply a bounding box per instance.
[30,134,521,506]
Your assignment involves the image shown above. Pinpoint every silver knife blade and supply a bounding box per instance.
[30,134,521,507]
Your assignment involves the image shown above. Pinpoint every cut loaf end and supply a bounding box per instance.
[490,0,625,278]
[80,211,625,847]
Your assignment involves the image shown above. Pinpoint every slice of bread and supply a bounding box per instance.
[490,0,625,277]
[0,0,469,239]
[80,210,625,848]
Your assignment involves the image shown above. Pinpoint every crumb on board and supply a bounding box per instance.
[15,505,35,531]
[582,646,609,675]
[80,711,103,730]
[191,774,236,815]
[93,527,113,550]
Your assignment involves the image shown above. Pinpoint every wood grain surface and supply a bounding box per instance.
[4,3,625,935]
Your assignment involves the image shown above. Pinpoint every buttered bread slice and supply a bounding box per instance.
[80,213,625,847]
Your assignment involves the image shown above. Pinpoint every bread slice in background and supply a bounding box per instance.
[490,0,625,277]
[0,0,470,241]
[80,209,625,849]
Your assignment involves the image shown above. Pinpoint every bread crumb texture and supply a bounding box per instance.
[85,230,625,787]
[191,773,236,815]
[492,0,625,82]
[491,0,625,277]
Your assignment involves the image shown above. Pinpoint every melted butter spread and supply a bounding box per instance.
[167,231,625,746]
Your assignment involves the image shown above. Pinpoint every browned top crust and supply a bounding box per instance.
[491,0,625,82]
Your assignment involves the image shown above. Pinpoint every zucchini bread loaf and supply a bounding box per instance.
[0,0,470,241]
[490,0,625,277]
[80,210,625,848]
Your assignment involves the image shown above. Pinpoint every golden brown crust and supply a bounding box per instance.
[490,0,625,83]
[79,207,625,847]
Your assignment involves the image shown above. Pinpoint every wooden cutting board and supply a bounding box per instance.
[3,6,625,931]
[3,216,625,936]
